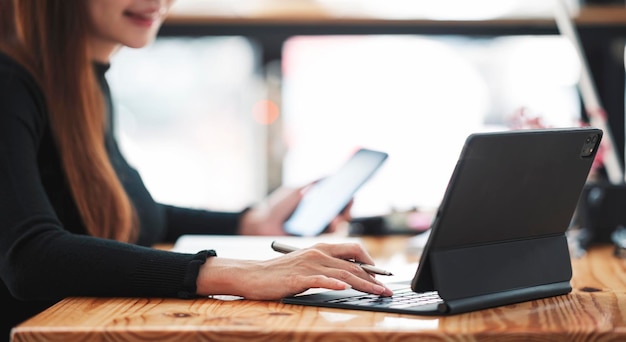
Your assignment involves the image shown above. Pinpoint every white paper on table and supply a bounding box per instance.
[172,234,361,261]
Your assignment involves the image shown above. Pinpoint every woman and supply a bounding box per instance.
[0,0,393,339]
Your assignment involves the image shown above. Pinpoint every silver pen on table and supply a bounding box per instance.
[271,241,393,276]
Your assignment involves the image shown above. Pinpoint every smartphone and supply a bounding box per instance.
[284,148,389,236]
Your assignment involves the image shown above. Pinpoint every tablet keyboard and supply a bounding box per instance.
[325,288,443,309]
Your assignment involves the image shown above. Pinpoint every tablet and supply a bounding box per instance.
[284,148,388,236]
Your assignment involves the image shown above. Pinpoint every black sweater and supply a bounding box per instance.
[0,52,243,341]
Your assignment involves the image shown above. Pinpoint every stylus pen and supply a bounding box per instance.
[271,241,393,276]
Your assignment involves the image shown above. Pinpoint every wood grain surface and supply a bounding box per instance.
[11,240,626,342]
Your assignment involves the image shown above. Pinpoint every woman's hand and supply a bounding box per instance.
[196,242,393,299]
[238,186,304,236]
[238,184,353,236]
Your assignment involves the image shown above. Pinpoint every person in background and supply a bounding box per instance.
[0,0,393,340]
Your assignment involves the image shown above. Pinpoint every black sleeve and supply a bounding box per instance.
[161,204,243,242]
[0,56,213,302]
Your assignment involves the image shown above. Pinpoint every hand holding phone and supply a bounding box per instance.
[284,148,388,236]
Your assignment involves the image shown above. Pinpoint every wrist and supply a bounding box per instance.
[179,250,216,299]
[236,206,253,235]
[196,257,259,297]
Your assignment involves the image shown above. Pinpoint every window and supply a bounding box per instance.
[281,35,581,216]
[107,37,265,211]
[106,34,581,218]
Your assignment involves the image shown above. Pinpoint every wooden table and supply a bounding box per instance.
[11,237,626,341]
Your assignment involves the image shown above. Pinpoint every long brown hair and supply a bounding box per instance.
[0,0,137,242]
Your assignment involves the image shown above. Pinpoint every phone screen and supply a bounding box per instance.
[284,148,388,236]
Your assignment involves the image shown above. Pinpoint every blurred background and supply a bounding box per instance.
[107,0,623,232]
